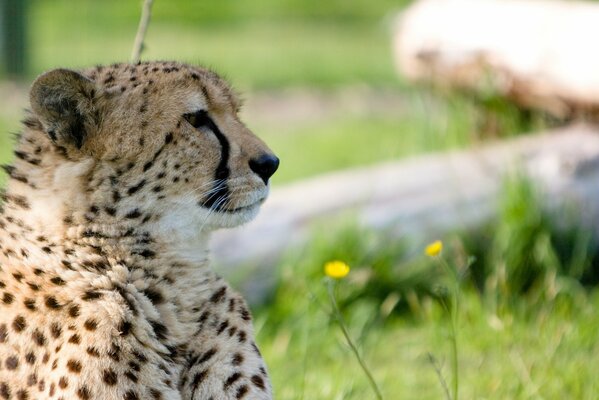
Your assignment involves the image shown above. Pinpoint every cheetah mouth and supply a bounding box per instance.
[221,197,266,213]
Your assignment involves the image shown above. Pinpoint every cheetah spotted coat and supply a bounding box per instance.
[0,62,277,399]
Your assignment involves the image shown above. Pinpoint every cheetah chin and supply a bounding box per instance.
[0,61,278,399]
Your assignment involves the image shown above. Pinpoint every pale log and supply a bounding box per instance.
[393,0,599,118]
[212,125,599,300]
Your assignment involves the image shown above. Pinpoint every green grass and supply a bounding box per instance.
[15,0,403,90]
[250,175,599,399]
[255,289,599,399]
[30,20,398,90]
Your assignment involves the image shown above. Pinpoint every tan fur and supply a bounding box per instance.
[0,61,277,399]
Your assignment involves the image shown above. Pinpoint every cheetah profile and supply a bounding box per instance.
[0,62,279,399]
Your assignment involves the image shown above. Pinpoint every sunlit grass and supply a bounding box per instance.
[27,2,399,90]
[255,274,599,399]
[252,172,599,399]
[255,222,599,399]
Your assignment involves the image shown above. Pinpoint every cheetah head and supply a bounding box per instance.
[28,62,278,243]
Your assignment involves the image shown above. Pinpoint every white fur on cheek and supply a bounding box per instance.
[150,192,263,264]
[26,158,95,235]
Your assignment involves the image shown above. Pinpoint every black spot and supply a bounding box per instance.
[251,375,266,390]
[108,344,121,362]
[125,372,138,383]
[68,334,81,344]
[50,276,66,286]
[190,369,208,394]
[198,347,217,364]
[119,320,132,336]
[133,350,148,363]
[86,347,100,357]
[0,383,8,399]
[210,287,227,303]
[82,290,103,301]
[45,296,62,310]
[77,385,91,399]
[2,292,14,304]
[240,307,251,321]
[135,249,156,259]
[217,320,229,335]
[124,390,139,400]
[127,179,146,195]
[125,209,142,219]
[235,385,249,399]
[32,330,46,346]
[68,304,80,317]
[150,388,163,400]
[224,372,242,389]
[232,353,244,366]
[150,321,168,340]
[25,352,36,364]
[12,316,26,332]
[128,361,140,372]
[67,359,82,373]
[58,376,68,389]
[50,322,62,338]
[83,319,98,331]
[102,369,118,385]
[143,289,164,304]
[5,356,18,370]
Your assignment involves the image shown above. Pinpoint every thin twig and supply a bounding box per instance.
[131,0,155,63]
[327,280,384,400]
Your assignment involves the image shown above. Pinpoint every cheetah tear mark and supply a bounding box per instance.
[195,110,231,211]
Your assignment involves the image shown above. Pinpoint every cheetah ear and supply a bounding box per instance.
[29,69,97,149]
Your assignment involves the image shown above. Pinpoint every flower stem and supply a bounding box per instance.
[439,258,459,400]
[326,280,384,400]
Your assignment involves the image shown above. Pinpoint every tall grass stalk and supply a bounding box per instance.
[439,257,460,400]
[326,279,384,400]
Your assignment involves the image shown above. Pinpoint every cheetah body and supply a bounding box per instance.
[0,62,277,400]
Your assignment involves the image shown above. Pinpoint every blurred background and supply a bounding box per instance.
[1,0,599,398]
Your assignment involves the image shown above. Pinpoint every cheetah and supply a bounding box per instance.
[0,61,279,399]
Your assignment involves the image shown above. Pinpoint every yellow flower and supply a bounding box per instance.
[324,260,350,279]
[425,240,443,257]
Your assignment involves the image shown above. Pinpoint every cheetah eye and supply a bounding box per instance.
[183,110,212,129]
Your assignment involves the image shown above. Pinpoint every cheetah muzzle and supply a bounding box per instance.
[0,61,278,400]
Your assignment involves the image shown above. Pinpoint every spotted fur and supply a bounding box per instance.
[0,61,278,399]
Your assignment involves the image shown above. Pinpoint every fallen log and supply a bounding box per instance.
[393,0,599,118]
[212,125,599,300]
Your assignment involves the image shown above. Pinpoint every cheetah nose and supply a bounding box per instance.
[249,154,280,184]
